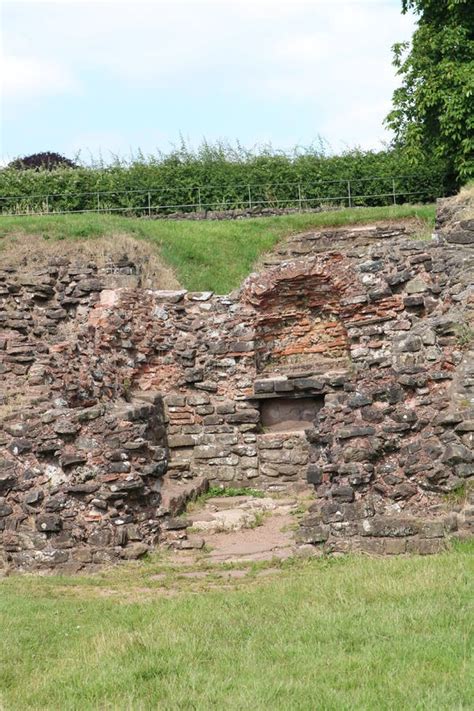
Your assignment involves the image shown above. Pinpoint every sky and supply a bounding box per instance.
[0,0,416,164]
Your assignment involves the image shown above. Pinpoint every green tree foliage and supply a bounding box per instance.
[386,0,474,181]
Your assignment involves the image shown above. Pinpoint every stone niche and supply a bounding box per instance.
[260,395,324,433]
[251,260,352,374]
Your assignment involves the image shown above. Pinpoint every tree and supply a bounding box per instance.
[385,0,474,182]
[8,152,77,170]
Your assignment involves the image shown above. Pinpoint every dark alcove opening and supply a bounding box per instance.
[260,396,324,433]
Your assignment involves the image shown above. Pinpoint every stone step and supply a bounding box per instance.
[159,475,208,516]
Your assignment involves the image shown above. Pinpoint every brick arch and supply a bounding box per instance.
[241,254,363,373]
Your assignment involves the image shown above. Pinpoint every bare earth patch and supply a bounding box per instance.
[178,493,311,565]
[0,232,180,289]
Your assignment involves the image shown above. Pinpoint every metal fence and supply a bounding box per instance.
[0,174,444,217]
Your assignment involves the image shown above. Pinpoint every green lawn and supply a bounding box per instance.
[0,544,472,710]
[0,204,435,293]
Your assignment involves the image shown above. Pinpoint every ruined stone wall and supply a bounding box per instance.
[0,259,170,570]
[1,196,473,570]
[296,209,474,554]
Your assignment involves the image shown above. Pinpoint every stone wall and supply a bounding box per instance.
[1,196,473,570]
[0,258,172,570]
[152,206,328,221]
[297,208,474,553]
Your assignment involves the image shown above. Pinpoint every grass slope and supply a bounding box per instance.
[0,545,472,710]
[0,204,435,293]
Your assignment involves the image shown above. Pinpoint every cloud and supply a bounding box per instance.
[238,2,415,148]
[1,0,416,155]
[1,56,79,101]
[64,129,170,160]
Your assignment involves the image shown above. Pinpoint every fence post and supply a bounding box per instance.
[96,192,100,213]
[148,191,151,217]
[298,183,302,211]
[392,178,397,205]
[347,181,352,208]
[197,186,202,212]
[248,185,252,210]
[46,195,49,213]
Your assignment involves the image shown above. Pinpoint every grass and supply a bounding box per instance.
[185,486,265,514]
[202,485,266,498]
[444,480,473,507]
[455,324,474,350]
[0,231,180,290]
[0,543,472,710]
[0,203,435,293]
[200,485,266,500]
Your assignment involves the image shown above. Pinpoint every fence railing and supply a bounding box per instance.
[0,174,444,217]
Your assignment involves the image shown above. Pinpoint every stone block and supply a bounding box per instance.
[8,439,32,456]
[196,405,215,415]
[0,500,13,517]
[274,380,295,393]
[36,514,62,533]
[193,444,229,459]
[60,452,88,468]
[348,393,373,408]
[293,378,324,391]
[227,409,260,424]
[442,444,472,465]
[420,520,445,538]
[297,523,329,544]
[168,434,199,448]
[307,465,322,485]
[73,548,93,563]
[331,486,355,503]
[53,419,81,435]
[208,454,239,466]
[239,456,258,468]
[187,392,210,406]
[66,483,100,494]
[88,529,112,547]
[165,394,186,407]
[406,538,445,555]
[162,518,189,531]
[455,420,474,433]
[142,460,167,478]
[338,426,375,439]
[216,401,236,414]
[383,538,407,555]
[404,295,424,308]
[454,463,474,478]
[120,543,149,559]
[360,515,419,537]
[405,275,429,294]
[397,335,423,353]
[254,380,275,393]
[0,467,17,495]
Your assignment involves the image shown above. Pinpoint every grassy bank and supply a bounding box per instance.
[0,203,435,293]
[0,545,472,710]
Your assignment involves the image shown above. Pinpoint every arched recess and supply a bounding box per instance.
[242,255,361,374]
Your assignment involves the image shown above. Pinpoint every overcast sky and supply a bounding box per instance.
[0,0,415,163]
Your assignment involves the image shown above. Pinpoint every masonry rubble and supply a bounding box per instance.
[152,205,326,221]
[1,193,473,571]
